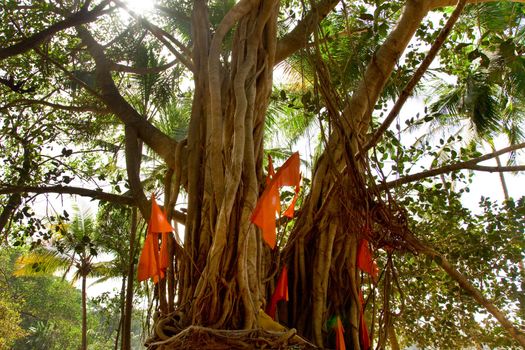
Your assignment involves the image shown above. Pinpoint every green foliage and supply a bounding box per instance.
[0,247,82,350]
[0,292,26,349]
[393,189,525,349]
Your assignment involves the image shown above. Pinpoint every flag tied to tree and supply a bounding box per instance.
[266,265,289,319]
[251,152,300,248]
[359,291,370,350]
[357,239,378,280]
[137,194,174,283]
[334,316,346,350]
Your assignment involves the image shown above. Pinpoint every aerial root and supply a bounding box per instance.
[146,326,318,350]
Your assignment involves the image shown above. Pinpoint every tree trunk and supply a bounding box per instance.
[173,0,279,329]
[81,274,87,350]
[115,276,126,350]
[122,207,138,350]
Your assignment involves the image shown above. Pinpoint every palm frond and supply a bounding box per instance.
[13,249,72,277]
[464,73,500,136]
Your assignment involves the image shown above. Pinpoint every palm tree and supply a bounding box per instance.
[14,206,108,350]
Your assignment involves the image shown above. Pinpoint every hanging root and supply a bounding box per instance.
[146,326,318,350]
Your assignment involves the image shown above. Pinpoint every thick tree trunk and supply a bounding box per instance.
[170,0,280,331]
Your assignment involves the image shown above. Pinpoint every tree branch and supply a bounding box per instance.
[76,26,179,168]
[124,125,148,217]
[429,0,525,9]
[360,0,466,155]
[0,184,188,224]
[466,164,525,172]
[0,0,111,60]
[379,142,525,190]
[0,98,108,114]
[274,0,340,65]
[0,185,134,205]
[411,236,525,347]
[346,0,431,138]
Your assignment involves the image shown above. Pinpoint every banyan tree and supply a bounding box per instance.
[1,0,525,348]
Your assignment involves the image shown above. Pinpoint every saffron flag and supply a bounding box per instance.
[137,194,173,283]
[137,227,162,282]
[334,316,346,350]
[150,194,174,233]
[359,291,370,350]
[357,239,378,279]
[251,152,300,248]
[266,266,289,319]
[251,180,280,248]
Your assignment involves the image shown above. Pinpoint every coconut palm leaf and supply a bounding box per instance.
[13,249,72,277]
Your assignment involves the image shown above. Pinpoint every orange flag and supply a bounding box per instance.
[251,180,280,248]
[252,152,300,248]
[150,194,174,233]
[266,266,289,319]
[359,291,370,350]
[137,194,174,283]
[335,316,346,350]
[274,152,300,188]
[357,239,378,279]
[137,227,162,282]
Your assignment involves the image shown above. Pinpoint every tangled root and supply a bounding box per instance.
[146,326,318,350]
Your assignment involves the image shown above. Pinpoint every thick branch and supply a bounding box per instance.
[380,142,525,190]
[0,185,134,205]
[274,0,340,64]
[361,0,466,154]
[347,0,431,137]
[0,0,111,60]
[413,238,525,347]
[124,125,148,217]
[76,26,179,168]
[0,184,188,224]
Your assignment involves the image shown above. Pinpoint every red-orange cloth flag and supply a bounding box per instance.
[137,227,163,282]
[150,194,174,233]
[266,266,289,319]
[359,291,370,350]
[335,316,346,350]
[274,152,300,188]
[357,239,378,279]
[252,153,300,248]
[251,180,280,248]
[137,194,174,283]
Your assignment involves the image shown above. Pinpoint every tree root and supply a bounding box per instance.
[146,326,318,350]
